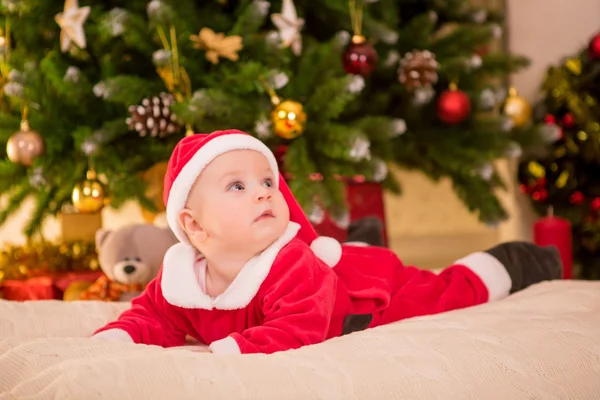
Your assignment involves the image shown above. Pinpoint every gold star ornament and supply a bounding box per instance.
[54,0,91,53]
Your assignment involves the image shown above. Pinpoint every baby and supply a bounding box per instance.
[93,129,563,354]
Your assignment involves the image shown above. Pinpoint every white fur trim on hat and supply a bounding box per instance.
[166,133,280,243]
[453,252,512,302]
[310,236,342,268]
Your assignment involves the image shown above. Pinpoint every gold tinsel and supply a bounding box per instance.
[545,63,598,131]
[0,241,99,284]
[542,59,600,161]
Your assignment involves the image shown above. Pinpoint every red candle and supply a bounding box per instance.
[533,206,573,279]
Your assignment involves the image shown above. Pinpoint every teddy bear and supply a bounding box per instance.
[75,224,179,302]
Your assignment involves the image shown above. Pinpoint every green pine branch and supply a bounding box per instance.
[0,0,544,237]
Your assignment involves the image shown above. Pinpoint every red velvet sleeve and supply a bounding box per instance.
[93,270,188,348]
[209,244,338,355]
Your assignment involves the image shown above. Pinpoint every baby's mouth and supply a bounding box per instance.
[255,209,275,222]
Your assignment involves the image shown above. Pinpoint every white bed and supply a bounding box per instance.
[1,280,599,399]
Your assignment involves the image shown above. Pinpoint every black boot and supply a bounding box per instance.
[346,216,385,247]
[484,241,563,294]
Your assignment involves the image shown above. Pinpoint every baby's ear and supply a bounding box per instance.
[178,208,207,242]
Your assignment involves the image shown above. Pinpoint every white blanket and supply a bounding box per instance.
[1,280,600,399]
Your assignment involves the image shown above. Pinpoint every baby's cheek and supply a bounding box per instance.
[219,207,245,229]
[212,199,235,218]
[275,196,290,220]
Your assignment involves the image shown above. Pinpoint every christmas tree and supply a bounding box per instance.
[518,32,600,279]
[0,0,539,238]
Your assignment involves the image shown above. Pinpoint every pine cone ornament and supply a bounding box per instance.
[126,93,180,137]
[398,50,438,91]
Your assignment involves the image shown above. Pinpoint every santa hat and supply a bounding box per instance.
[163,129,342,267]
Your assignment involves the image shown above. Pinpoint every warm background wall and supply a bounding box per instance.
[1,0,600,270]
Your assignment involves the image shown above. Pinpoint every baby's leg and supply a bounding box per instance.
[370,263,492,327]
[370,241,563,327]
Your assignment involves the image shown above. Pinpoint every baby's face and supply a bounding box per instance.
[184,149,290,256]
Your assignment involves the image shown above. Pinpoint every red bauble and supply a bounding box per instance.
[437,86,471,124]
[562,112,576,128]
[588,32,600,60]
[342,35,378,77]
[532,189,548,201]
[569,191,585,205]
[591,197,600,211]
[535,177,547,188]
[544,114,556,124]
[519,184,529,194]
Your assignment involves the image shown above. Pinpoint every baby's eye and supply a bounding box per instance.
[263,178,273,188]
[228,182,245,191]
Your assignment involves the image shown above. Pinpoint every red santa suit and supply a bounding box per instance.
[93,130,513,354]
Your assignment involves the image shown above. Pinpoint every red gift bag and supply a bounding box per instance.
[313,182,388,246]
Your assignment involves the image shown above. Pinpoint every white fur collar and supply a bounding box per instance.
[161,222,300,310]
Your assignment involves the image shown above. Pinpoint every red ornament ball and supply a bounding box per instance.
[569,191,585,205]
[532,189,548,201]
[342,35,378,77]
[562,113,575,128]
[544,114,556,124]
[437,86,471,124]
[519,184,529,194]
[588,32,600,60]
[591,197,600,211]
[534,177,547,188]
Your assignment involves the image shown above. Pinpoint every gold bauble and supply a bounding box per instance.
[502,87,532,128]
[271,99,307,139]
[140,161,168,223]
[72,170,107,213]
[6,120,45,166]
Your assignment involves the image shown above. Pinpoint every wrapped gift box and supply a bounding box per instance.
[59,211,103,243]
[1,271,103,301]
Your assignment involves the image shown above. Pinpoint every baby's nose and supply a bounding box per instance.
[255,187,272,202]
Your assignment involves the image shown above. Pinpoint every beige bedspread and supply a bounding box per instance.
[1,280,599,399]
